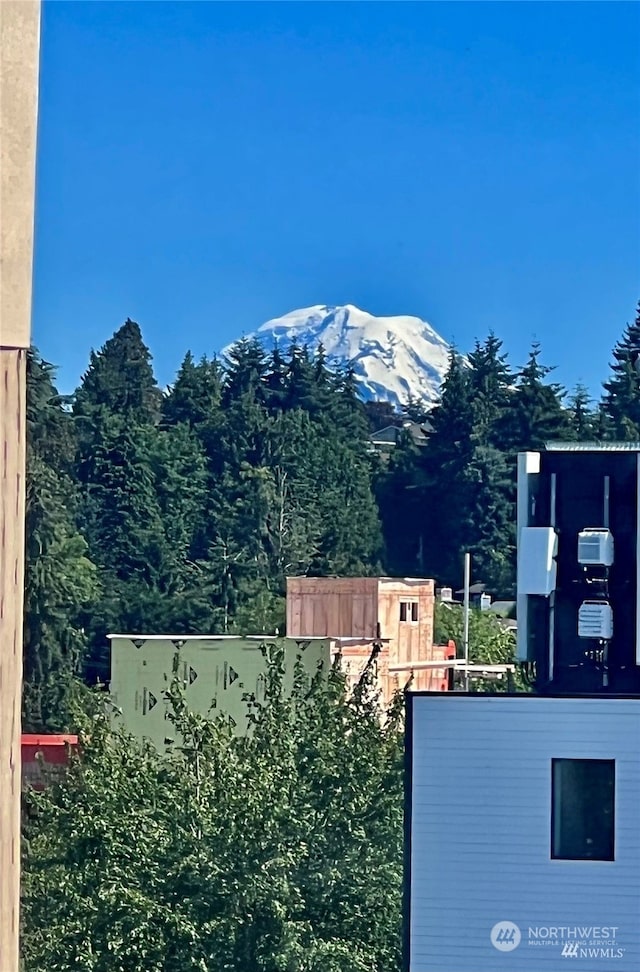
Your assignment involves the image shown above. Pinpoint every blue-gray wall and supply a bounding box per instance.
[407,695,640,972]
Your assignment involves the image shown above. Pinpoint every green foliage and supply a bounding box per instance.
[497,343,571,454]
[25,301,639,700]
[601,301,640,439]
[434,602,526,691]
[567,383,599,441]
[74,318,163,425]
[21,654,403,972]
[24,351,99,731]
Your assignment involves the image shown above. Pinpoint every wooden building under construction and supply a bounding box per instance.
[286,576,453,703]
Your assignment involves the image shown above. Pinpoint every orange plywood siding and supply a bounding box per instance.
[331,639,402,708]
[378,578,434,669]
[286,577,445,702]
[286,577,378,638]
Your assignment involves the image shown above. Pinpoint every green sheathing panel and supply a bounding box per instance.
[109,636,331,749]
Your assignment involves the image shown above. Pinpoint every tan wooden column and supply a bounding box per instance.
[0,3,41,969]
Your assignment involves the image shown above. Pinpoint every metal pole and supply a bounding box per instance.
[463,552,471,691]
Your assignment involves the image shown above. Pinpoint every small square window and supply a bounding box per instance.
[551,758,615,861]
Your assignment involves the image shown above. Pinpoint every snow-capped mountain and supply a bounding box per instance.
[224,304,451,408]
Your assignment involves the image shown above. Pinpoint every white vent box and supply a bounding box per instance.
[518,527,558,596]
[577,529,614,566]
[578,600,614,640]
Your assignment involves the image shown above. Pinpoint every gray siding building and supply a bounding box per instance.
[406,694,640,972]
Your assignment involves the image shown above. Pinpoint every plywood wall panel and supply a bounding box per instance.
[285,577,444,701]
[0,350,27,972]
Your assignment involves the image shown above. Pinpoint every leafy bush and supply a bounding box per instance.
[22,650,404,972]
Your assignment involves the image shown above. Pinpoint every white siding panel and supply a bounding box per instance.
[408,696,640,972]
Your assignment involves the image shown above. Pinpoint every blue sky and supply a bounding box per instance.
[34,1,639,397]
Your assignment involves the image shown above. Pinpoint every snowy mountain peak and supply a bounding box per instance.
[228,304,451,408]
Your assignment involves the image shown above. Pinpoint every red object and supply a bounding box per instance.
[21,734,78,790]
[428,640,456,692]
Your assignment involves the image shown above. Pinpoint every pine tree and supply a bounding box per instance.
[222,338,268,407]
[24,351,98,730]
[601,301,640,439]
[284,344,318,413]
[460,445,516,594]
[263,344,288,412]
[466,332,514,447]
[400,395,430,424]
[162,352,222,427]
[567,383,598,441]
[74,319,162,425]
[380,343,519,590]
[412,350,477,582]
[498,343,571,453]
[365,400,400,433]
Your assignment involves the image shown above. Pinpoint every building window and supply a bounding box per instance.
[400,601,419,623]
[551,759,615,861]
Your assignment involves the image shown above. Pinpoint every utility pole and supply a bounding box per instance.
[0,3,41,968]
[463,552,471,691]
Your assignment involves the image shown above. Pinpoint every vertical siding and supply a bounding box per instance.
[0,350,27,971]
[1,3,40,967]
[379,579,434,691]
[408,696,640,972]
[285,577,378,637]
[286,578,440,699]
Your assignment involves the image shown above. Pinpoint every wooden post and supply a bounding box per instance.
[0,3,41,969]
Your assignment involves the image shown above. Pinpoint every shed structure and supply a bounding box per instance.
[286,577,445,701]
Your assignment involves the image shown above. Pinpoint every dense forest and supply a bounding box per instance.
[24,302,640,732]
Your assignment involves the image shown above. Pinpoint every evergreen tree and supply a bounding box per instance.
[380,343,519,590]
[24,351,98,730]
[400,394,430,425]
[412,350,477,583]
[567,383,598,441]
[498,343,571,453]
[364,400,400,433]
[601,301,640,439]
[76,413,178,679]
[263,343,288,412]
[162,352,222,427]
[466,332,514,447]
[74,319,162,425]
[222,338,268,407]
[284,343,319,413]
[460,445,516,594]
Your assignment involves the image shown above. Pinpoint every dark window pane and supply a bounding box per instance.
[411,602,419,622]
[400,602,408,622]
[551,759,615,861]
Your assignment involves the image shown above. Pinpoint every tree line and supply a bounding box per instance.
[24,302,640,731]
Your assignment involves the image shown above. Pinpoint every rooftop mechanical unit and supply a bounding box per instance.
[578,600,614,640]
[578,528,614,567]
